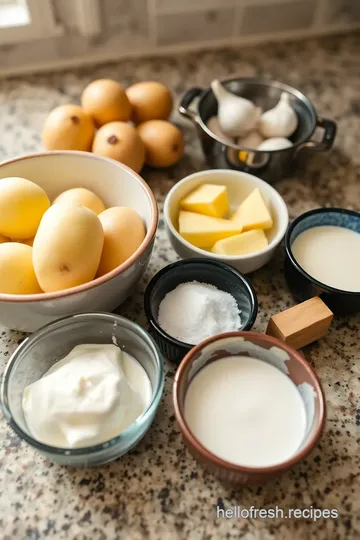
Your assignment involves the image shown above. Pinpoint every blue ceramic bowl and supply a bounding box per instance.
[144,259,258,363]
[284,208,360,315]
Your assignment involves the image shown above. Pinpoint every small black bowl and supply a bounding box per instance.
[284,207,360,315]
[144,258,258,364]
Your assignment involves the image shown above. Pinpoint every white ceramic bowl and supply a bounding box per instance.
[164,169,288,274]
[0,151,158,332]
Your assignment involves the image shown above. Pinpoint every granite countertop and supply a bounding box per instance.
[0,33,359,540]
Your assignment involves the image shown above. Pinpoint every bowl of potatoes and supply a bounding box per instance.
[0,151,158,332]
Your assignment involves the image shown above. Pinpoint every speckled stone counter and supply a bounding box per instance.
[1,33,359,540]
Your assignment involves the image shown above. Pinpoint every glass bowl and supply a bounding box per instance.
[1,312,164,466]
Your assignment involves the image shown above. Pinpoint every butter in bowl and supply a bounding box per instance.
[179,184,272,255]
[164,169,289,274]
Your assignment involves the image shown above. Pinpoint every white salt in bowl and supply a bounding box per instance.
[164,169,289,274]
[144,258,258,363]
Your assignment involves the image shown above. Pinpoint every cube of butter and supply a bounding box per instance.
[212,229,268,255]
[179,211,243,248]
[180,184,229,218]
[230,188,273,230]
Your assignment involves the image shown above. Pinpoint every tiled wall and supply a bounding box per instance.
[102,0,149,37]
[150,0,360,44]
[324,0,360,24]
[0,0,359,75]
[239,1,317,36]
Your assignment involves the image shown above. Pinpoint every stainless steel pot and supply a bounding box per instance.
[179,77,337,183]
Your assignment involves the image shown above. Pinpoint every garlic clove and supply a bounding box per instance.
[211,79,262,138]
[258,137,293,151]
[207,116,234,144]
[237,130,264,149]
[259,92,298,139]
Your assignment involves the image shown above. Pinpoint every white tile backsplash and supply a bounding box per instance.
[103,0,149,37]
[323,0,360,25]
[0,0,359,75]
[156,8,234,46]
[53,0,77,30]
[154,0,235,14]
[239,0,317,35]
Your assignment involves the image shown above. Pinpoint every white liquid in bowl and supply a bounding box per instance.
[184,356,306,468]
[291,225,360,292]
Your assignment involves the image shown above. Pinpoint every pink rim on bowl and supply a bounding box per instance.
[173,331,326,476]
[0,151,158,303]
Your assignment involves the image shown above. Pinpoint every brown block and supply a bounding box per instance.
[266,296,334,350]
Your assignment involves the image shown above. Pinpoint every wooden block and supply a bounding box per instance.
[266,297,334,350]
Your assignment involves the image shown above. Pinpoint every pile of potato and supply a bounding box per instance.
[42,79,184,172]
[0,177,145,295]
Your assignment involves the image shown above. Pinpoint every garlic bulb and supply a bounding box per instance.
[259,92,298,138]
[207,116,234,144]
[237,130,264,149]
[211,80,262,138]
[258,137,293,151]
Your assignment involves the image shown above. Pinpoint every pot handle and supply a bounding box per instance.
[297,117,337,153]
[178,87,203,120]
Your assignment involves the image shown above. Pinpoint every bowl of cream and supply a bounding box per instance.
[284,207,360,315]
[0,313,164,466]
[173,331,325,484]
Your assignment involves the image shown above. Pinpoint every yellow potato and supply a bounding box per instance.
[81,79,132,126]
[53,188,106,215]
[0,243,42,294]
[92,122,145,174]
[137,120,184,168]
[126,82,173,124]
[14,237,35,247]
[97,207,145,277]
[33,205,104,292]
[24,237,35,247]
[0,177,50,239]
[42,104,95,151]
